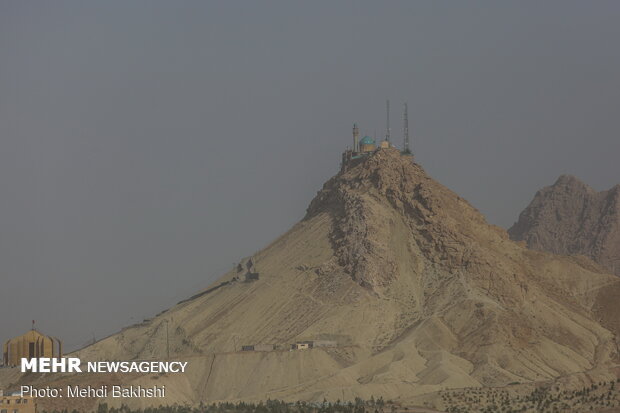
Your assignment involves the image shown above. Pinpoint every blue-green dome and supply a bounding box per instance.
[360,136,375,145]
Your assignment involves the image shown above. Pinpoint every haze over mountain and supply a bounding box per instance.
[3,3,620,351]
[8,149,617,410]
[509,175,620,276]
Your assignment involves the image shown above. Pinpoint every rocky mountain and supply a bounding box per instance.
[509,175,620,276]
[4,149,620,411]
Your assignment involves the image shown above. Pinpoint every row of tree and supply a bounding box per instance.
[42,398,396,413]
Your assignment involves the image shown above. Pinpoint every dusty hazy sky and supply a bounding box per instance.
[1,1,619,350]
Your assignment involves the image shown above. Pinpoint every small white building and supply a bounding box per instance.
[291,342,310,350]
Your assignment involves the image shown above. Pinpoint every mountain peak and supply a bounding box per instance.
[510,175,620,275]
[306,148,490,288]
[551,174,595,194]
[554,174,580,184]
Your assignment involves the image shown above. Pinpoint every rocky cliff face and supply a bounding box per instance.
[509,175,620,276]
[305,151,514,291]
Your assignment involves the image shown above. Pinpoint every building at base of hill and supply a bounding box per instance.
[3,327,62,367]
[0,390,36,413]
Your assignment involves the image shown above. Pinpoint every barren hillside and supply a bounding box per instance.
[4,149,620,411]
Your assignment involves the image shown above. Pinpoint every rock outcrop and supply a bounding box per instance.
[509,175,620,276]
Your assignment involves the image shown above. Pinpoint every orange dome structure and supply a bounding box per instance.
[3,328,62,367]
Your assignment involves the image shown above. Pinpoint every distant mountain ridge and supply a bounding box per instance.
[509,175,620,276]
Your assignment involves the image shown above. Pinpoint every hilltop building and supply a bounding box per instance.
[359,135,376,153]
[342,100,413,171]
[3,324,62,367]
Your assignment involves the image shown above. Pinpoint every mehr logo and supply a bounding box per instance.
[20,358,189,373]
[21,358,82,373]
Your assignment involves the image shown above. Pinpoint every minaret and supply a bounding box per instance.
[353,123,360,153]
[402,103,411,154]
